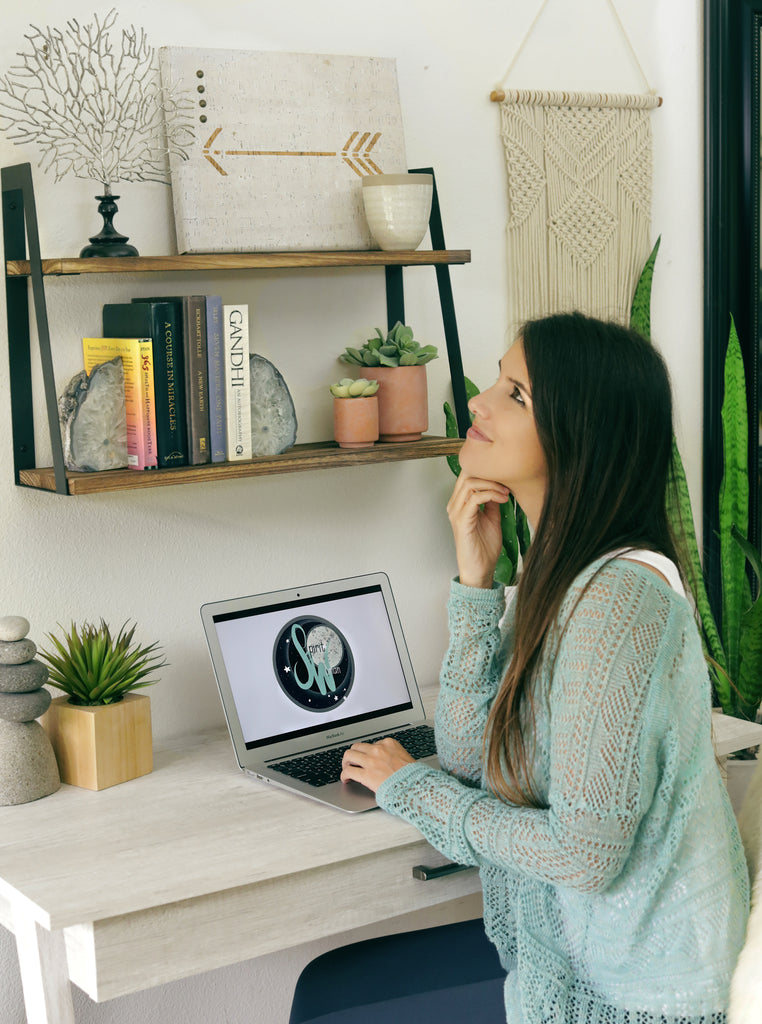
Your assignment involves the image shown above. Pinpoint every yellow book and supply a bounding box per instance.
[82,338,157,470]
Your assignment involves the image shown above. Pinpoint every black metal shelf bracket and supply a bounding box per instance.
[385,167,470,439]
[2,162,69,494]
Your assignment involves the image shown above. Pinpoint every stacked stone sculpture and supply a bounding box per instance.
[0,615,60,805]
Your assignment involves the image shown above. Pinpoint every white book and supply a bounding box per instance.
[223,304,252,460]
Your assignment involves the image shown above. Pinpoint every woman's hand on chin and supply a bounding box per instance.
[447,472,510,589]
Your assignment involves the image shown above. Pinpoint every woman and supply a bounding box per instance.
[341,313,750,1023]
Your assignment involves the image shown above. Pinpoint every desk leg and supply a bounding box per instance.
[13,906,76,1024]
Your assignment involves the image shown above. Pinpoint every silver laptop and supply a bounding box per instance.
[200,572,438,812]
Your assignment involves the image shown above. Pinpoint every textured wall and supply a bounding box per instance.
[0,0,702,1020]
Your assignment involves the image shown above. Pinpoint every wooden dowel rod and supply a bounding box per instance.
[488,89,663,106]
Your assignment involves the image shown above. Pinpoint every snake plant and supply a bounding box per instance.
[632,239,762,722]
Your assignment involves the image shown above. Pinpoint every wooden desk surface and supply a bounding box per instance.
[0,726,481,1003]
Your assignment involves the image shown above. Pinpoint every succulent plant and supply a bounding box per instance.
[340,322,438,368]
[329,378,379,398]
[39,620,167,706]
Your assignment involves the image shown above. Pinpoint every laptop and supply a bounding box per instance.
[200,572,438,812]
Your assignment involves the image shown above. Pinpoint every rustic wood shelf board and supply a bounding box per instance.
[3,162,471,497]
[6,250,471,277]
[19,437,463,494]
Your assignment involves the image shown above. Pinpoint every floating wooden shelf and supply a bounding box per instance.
[3,161,472,495]
[6,249,471,277]
[20,437,463,495]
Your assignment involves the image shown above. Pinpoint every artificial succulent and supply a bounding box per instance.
[340,322,438,368]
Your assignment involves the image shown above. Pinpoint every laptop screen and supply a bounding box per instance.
[211,583,414,750]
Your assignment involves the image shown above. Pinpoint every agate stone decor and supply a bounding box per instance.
[59,357,129,471]
[250,353,298,457]
[0,615,60,806]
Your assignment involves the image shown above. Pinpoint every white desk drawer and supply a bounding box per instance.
[68,840,481,1001]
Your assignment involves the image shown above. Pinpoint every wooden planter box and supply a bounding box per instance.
[41,693,153,790]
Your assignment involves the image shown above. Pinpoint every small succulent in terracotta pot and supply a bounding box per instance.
[330,378,379,449]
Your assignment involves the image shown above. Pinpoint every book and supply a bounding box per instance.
[103,301,188,467]
[205,296,226,463]
[139,295,210,465]
[82,337,158,470]
[222,304,252,460]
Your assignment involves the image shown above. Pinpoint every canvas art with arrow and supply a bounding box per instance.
[159,48,409,253]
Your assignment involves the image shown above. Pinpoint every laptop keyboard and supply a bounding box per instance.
[269,724,437,788]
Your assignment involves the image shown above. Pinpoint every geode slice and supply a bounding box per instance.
[59,358,129,471]
[249,354,298,457]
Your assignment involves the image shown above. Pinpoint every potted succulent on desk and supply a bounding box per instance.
[39,620,166,790]
[340,322,438,441]
[330,377,380,449]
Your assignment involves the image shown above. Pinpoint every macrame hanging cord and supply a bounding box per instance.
[493,0,660,329]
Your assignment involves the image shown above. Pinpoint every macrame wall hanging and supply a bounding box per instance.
[490,0,661,331]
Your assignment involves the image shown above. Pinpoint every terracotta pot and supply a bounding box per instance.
[370,365,428,442]
[333,396,379,449]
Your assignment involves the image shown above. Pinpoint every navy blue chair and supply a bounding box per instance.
[289,918,505,1024]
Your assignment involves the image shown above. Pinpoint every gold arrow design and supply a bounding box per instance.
[202,128,384,177]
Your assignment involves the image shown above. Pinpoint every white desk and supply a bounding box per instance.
[0,727,480,1024]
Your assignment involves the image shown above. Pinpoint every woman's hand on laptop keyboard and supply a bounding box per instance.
[340,737,415,793]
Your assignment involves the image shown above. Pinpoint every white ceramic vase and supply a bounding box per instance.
[361,173,433,251]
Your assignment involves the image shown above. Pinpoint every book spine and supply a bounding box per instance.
[205,296,226,463]
[222,304,252,460]
[82,339,148,470]
[139,340,158,469]
[183,296,211,465]
[153,305,188,467]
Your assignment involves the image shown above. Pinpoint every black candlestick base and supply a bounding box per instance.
[80,192,139,257]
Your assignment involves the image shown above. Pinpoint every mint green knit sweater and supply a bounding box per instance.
[376,558,750,1023]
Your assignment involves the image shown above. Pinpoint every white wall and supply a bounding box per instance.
[0,0,703,1020]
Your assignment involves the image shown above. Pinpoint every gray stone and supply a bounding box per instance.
[0,638,36,665]
[0,616,30,642]
[59,360,129,472]
[0,659,49,693]
[249,353,298,456]
[0,688,52,722]
[0,720,60,805]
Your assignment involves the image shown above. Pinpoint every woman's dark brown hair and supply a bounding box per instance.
[484,312,681,806]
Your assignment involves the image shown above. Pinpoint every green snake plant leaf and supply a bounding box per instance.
[732,523,762,583]
[500,497,519,577]
[737,591,762,720]
[516,502,531,557]
[443,400,461,475]
[443,375,480,475]
[667,436,727,674]
[719,316,749,688]
[730,525,762,719]
[494,549,517,588]
[630,236,661,340]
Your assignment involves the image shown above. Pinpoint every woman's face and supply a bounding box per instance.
[459,340,548,528]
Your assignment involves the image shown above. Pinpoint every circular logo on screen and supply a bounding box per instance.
[273,616,354,712]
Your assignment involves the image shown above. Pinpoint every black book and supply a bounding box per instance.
[135,295,210,466]
[104,301,188,467]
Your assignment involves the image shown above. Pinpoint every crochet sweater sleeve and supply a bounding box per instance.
[433,579,510,786]
[376,568,672,894]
